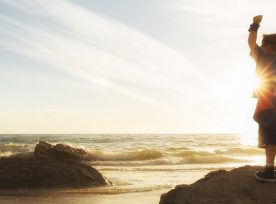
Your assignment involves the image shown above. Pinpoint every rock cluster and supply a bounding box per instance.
[160,166,276,204]
[0,141,110,189]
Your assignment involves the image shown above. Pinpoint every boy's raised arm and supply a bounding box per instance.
[248,15,262,50]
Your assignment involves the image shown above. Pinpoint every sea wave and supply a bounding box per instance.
[0,141,258,165]
[85,147,251,165]
[0,143,32,157]
[87,149,164,161]
[166,147,190,151]
[215,147,263,155]
[172,150,214,157]
[181,155,248,164]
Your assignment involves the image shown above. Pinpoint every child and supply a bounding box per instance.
[248,15,276,182]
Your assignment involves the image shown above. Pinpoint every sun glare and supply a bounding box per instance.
[228,61,259,147]
[252,75,261,92]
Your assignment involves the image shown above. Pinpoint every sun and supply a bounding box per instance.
[252,75,261,94]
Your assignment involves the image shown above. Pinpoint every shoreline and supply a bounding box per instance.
[0,186,171,196]
[0,189,170,204]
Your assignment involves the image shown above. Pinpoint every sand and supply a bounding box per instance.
[0,189,170,204]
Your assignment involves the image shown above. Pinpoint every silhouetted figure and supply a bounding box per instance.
[248,15,276,182]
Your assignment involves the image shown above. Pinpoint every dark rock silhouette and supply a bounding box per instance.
[34,141,88,161]
[0,141,110,189]
[160,166,275,204]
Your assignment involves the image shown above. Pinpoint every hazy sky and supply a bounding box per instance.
[0,0,275,134]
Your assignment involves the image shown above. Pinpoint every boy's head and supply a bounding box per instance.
[261,34,276,54]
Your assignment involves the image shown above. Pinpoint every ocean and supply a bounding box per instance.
[0,134,264,195]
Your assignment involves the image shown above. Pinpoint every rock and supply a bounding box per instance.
[34,141,88,161]
[0,141,110,189]
[34,141,54,158]
[160,166,276,204]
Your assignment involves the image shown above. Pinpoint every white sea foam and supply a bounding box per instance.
[87,149,164,161]
[85,148,249,165]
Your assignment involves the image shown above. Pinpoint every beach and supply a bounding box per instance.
[0,190,168,204]
[1,0,272,203]
[0,134,264,203]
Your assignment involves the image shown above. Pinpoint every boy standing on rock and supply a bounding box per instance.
[248,15,276,182]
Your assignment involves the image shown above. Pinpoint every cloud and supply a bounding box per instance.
[166,0,276,27]
[0,0,210,109]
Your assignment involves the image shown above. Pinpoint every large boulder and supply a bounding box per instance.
[160,166,276,204]
[0,141,110,189]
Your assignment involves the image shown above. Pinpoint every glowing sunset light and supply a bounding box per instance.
[3,2,276,204]
[252,75,262,93]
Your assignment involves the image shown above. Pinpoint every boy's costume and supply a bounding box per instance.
[251,44,276,147]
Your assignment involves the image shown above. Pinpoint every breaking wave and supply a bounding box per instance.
[0,143,257,165]
[181,155,248,164]
[215,147,263,155]
[0,143,32,157]
[0,137,261,165]
[85,147,250,165]
[87,149,164,161]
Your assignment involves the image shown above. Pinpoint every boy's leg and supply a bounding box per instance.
[254,145,276,182]
[266,145,276,167]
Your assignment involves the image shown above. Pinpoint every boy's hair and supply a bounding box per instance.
[262,34,276,55]
[262,34,276,46]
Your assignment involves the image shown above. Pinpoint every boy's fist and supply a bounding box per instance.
[253,15,263,24]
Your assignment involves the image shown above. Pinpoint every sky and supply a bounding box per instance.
[0,0,275,134]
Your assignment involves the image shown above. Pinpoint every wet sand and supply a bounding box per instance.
[0,189,170,204]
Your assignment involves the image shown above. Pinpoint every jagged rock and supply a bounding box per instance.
[34,141,54,158]
[0,141,110,189]
[160,166,276,204]
[34,141,88,161]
